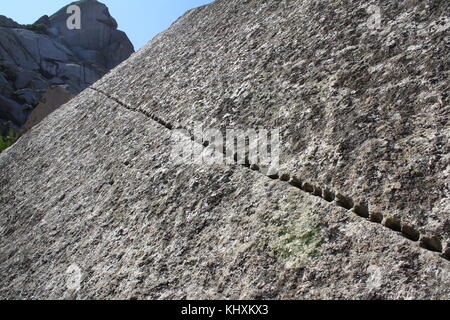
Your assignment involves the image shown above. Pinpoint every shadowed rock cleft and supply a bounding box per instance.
[289,176,302,189]
[401,225,420,242]
[322,189,335,202]
[303,182,315,194]
[353,204,369,218]
[335,194,354,210]
[313,186,323,197]
[443,247,450,261]
[370,212,384,224]
[420,236,443,253]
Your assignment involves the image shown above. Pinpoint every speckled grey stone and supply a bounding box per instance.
[0,0,449,300]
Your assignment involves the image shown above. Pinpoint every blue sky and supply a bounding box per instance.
[1,0,213,50]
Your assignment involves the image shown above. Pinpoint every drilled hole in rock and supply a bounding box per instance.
[401,225,420,242]
[335,194,354,210]
[384,217,402,232]
[353,204,369,218]
[443,248,450,261]
[250,164,260,171]
[289,176,302,189]
[268,173,279,180]
[243,158,251,168]
[323,189,335,202]
[420,236,443,253]
[370,212,383,224]
[313,186,322,197]
[303,182,314,193]
[203,141,210,147]
[279,173,290,182]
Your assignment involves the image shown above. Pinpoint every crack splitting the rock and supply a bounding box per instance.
[89,86,450,262]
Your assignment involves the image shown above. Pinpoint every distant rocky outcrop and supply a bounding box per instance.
[0,15,21,28]
[0,0,448,300]
[0,0,134,134]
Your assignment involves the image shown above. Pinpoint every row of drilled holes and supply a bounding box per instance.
[91,87,450,262]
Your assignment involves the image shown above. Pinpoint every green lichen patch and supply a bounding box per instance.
[256,191,325,269]
[268,214,324,269]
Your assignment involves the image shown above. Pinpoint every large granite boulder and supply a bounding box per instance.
[0,0,448,300]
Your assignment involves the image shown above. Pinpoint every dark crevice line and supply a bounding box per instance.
[90,87,450,262]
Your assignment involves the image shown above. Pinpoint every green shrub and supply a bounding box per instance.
[0,129,19,153]
[24,23,48,34]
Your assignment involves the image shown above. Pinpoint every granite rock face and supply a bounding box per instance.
[0,0,449,299]
[0,0,134,133]
[47,0,133,70]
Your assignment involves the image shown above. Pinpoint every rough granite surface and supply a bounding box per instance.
[0,0,449,299]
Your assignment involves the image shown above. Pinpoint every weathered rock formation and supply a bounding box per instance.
[0,0,134,133]
[0,0,448,299]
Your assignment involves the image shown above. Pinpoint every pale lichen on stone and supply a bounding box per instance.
[268,215,324,269]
